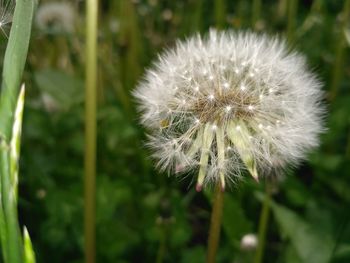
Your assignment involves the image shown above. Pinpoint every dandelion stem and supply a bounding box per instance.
[156,223,167,263]
[287,0,298,42]
[329,0,350,101]
[252,0,262,29]
[254,183,271,263]
[215,0,225,29]
[207,183,224,263]
[84,0,98,262]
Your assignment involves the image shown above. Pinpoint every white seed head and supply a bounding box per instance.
[134,30,324,190]
[35,2,76,33]
[240,233,258,251]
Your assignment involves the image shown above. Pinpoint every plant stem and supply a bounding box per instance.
[85,0,98,262]
[156,223,167,263]
[215,0,226,29]
[329,0,350,101]
[254,183,271,263]
[252,0,262,29]
[207,183,224,263]
[286,0,298,43]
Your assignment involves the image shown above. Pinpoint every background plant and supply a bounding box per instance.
[1,0,349,262]
[0,0,36,262]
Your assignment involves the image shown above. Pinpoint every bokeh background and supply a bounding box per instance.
[0,0,349,262]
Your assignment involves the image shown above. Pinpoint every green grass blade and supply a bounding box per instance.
[0,0,36,141]
[23,227,36,263]
[0,1,36,263]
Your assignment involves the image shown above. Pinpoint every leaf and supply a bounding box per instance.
[222,194,252,247]
[0,0,36,141]
[270,200,334,263]
[0,1,36,262]
[10,84,25,200]
[34,69,84,111]
[23,227,36,263]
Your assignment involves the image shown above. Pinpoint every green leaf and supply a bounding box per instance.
[0,0,36,141]
[9,84,25,200]
[34,69,84,111]
[270,201,334,263]
[0,1,36,262]
[23,227,36,263]
[222,194,252,247]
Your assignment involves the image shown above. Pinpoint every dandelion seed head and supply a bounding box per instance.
[35,2,75,34]
[240,233,258,251]
[134,30,324,190]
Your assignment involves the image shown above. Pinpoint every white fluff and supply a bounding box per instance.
[134,30,324,190]
[35,2,75,33]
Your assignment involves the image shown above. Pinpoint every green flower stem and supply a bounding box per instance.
[287,0,298,42]
[85,0,98,262]
[329,0,350,101]
[254,183,272,263]
[207,183,224,263]
[252,0,262,28]
[156,223,167,263]
[215,0,225,29]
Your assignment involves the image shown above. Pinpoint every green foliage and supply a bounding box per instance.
[1,0,349,262]
[0,0,36,262]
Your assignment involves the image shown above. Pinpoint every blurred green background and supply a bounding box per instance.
[1,0,349,262]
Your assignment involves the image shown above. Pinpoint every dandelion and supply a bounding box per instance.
[134,30,324,190]
[240,233,258,251]
[35,2,75,34]
[0,0,15,37]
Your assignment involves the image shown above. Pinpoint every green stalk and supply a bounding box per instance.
[215,0,226,29]
[252,0,262,29]
[192,0,203,32]
[277,0,288,20]
[206,183,224,263]
[254,184,271,263]
[329,0,350,101]
[286,0,298,42]
[85,0,98,262]
[156,223,167,263]
[0,1,36,263]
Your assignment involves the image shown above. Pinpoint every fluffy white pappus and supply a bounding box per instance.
[134,30,324,191]
[0,0,15,37]
[35,2,75,34]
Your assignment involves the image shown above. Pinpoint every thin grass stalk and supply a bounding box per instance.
[329,0,350,101]
[277,0,288,19]
[193,0,203,32]
[254,183,271,263]
[286,0,298,42]
[252,0,262,29]
[207,183,224,263]
[215,0,226,29]
[85,0,98,262]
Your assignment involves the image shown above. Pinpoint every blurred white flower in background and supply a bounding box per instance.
[35,2,75,34]
[240,233,258,251]
[134,30,324,190]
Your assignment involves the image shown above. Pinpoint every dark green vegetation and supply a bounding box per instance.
[0,0,349,262]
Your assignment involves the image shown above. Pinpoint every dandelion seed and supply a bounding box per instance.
[225,105,232,113]
[208,94,215,101]
[134,30,324,190]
